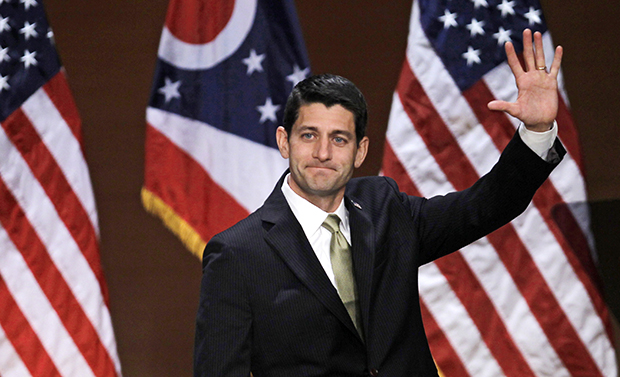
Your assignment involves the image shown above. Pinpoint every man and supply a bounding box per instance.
[194,29,564,376]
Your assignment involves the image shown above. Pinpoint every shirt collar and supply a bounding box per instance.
[281,173,350,239]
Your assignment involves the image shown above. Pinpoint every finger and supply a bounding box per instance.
[504,41,524,78]
[522,28,535,71]
[487,99,517,116]
[549,45,563,78]
[533,31,546,70]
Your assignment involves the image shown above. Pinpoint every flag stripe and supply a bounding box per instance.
[554,95,583,169]
[0,323,33,377]
[458,239,571,376]
[2,106,106,292]
[0,222,96,377]
[395,61,603,374]
[42,72,84,149]
[144,124,250,252]
[0,173,116,377]
[419,298,469,377]
[0,274,61,377]
[147,107,288,213]
[420,262,504,376]
[21,79,100,238]
[435,253,537,377]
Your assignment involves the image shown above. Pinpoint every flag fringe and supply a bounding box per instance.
[141,187,205,259]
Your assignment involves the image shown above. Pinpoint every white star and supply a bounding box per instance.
[0,46,9,63]
[497,0,516,17]
[20,0,37,10]
[20,49,37,68]
[462,46,481,66]
[158,77,181,103]
[0,74,9,92]
[0,15,10,33]
[19,21,37,40]
[438,9,458,29]
[524,7,542,25]
[470,0,488,9]
[47,27,54,42]
[256,97,280,123]
[286,64,309,87]
[493,26,512,45]
[242,49,265,75]
[466,18,485,37]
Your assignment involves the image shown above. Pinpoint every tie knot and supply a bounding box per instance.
[322,214,341,234]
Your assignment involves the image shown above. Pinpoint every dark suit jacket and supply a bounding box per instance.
[194,132,565,377]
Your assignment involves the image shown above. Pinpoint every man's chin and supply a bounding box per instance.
[305,179,343,196]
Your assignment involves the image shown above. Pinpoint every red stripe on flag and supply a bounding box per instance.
[42,72,84,148]
[550,201,604,291]
[1,108,109,303]
[464,79,613,341]
[0,174,117,376]
[0,275,61,377]
[381,142,421,197]
[555,95,583,172]
[419,298,470,377]
[144,124,249,244]
[383,141,536,376]
[435,252,536,376]
[396,61,603,375]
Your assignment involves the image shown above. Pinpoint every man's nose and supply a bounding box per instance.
[313,137,331,161]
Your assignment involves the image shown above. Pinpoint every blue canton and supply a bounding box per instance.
[419,0,547,91]
[0,0,60,122]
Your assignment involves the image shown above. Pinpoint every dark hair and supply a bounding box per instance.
[282,74,368,144]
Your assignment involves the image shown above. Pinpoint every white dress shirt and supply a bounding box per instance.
[281,176,351,287]
[280,122,556,289]
[519,122,558,160]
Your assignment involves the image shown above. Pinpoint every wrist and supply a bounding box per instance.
[524,122,554,132]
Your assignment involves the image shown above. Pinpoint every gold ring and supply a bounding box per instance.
[537,66,547,70]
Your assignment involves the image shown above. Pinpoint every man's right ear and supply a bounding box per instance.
[276,126,289,159]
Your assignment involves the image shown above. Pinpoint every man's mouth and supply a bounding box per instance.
[307,165,336,171]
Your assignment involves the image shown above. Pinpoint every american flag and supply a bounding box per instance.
[0,0,121,376]
[143,0,310,258]
[381,0,617,375]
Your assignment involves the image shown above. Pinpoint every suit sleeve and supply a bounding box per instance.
[406,131,565,265]
[194,237,252,377]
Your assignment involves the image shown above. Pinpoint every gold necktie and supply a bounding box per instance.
[322,214,362,337]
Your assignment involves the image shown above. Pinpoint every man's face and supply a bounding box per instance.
[276,103,369,210]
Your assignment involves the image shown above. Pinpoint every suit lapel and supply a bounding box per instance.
[346,196,375,341]
[261,175,359,338]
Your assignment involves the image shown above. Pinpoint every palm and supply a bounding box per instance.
[488,29,563,132]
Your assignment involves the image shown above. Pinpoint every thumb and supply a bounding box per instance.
[488,100,516,115]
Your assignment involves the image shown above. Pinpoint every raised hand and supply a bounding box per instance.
[487,29,563,132]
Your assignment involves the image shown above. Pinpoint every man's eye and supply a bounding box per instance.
[334,137,345,144]
[302,133,313,139]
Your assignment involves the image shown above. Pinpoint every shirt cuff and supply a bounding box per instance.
[518,121,558,160]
